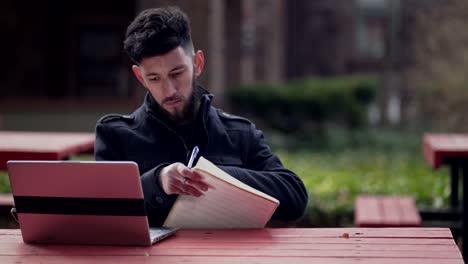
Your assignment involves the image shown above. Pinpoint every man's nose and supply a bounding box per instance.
[161,79,177,97]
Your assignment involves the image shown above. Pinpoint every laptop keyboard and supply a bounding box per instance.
[149,227,176,242]
[149,228,168,237]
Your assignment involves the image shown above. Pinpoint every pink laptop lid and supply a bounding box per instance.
[7,161,153,246]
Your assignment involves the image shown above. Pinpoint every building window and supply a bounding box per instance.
[355,0,388,60]
[76,27,128,97]
[356,16,386,59]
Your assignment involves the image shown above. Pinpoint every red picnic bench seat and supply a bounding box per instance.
[0,193,14,211]
[0,193,15,228]
[355,195,422,227]
[0,193,13,209]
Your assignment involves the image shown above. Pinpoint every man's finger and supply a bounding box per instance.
[181,176,210,192]
[183,184,203,197]
[174,177,203,197]
[187,179,210,192]
[177,165,203,181]
[170,184,185,195]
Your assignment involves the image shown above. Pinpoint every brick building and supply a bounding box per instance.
[0,0,403,131]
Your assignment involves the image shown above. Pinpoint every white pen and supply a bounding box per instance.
[187,146,199,169]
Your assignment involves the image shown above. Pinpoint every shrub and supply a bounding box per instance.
[228,75,378,133]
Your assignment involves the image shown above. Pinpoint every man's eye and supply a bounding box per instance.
[171,71,183,78]
[149,77,160,82]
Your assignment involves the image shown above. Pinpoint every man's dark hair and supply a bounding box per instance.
[124,6,193,64]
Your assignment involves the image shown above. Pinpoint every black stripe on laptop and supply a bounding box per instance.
[13,196,147,216]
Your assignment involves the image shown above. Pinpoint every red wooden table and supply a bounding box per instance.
[0,228,462,263]
[0,131,95,170]
[423,133,468,261]
[423,133,468,170]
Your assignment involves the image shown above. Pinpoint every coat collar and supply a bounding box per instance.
[142,85,213,151]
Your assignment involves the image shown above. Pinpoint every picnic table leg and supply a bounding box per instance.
[463,163,468,262]
[450,164,460,208]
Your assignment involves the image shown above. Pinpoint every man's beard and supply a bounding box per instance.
[159,78,200,124]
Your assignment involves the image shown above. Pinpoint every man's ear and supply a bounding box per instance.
[193,50,205,77]
[131,65,146,87]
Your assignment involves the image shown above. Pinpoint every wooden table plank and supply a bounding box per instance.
[0,240,457,252]
[0,235,457,246]
[355,196,421,227]
[0,256,463,264]
[381,196,402,226]
[0,228,457,244]
[0,132,95,153]
[1,245,457,259]
[177,228,453,238]
[149,248,461,258]
[0,194,13,206]
[399,197,422,226]
[423,133,468,169]
[2,227,453,237]
[155,241,456,251]
[0,131,95,170]
[355,196,382,226]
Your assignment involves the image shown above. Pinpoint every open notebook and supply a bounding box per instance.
[163,157,279,228]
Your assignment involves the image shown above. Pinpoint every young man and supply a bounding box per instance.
[95,6,308,226]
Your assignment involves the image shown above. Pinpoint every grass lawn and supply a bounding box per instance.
[0,171,9,193]
[276,148,449,226]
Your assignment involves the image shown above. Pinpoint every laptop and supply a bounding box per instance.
[7,160,178,246]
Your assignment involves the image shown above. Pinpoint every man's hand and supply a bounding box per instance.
[159,162,209,197]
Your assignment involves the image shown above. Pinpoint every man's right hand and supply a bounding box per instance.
[159,162,210,197]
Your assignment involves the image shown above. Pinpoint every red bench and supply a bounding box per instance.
[0,193,15,228]
[0,193,13,208]
[355,195,422,227]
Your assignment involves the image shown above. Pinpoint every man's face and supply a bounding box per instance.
[132,47,204,124]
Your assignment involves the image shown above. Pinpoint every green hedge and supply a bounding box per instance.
[228,75,378,132]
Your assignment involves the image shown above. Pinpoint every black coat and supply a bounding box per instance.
[94,86,308,226]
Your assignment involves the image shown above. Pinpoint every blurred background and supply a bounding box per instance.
[1,0,467,227]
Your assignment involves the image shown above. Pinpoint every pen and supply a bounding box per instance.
[187,146,199,169]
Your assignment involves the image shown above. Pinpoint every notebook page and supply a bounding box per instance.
[164,173,278,228]
[163,158,279,228]
[194,157,279,203]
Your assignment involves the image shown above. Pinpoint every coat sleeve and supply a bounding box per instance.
[218,124,308,221]
[94,122,176,226]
